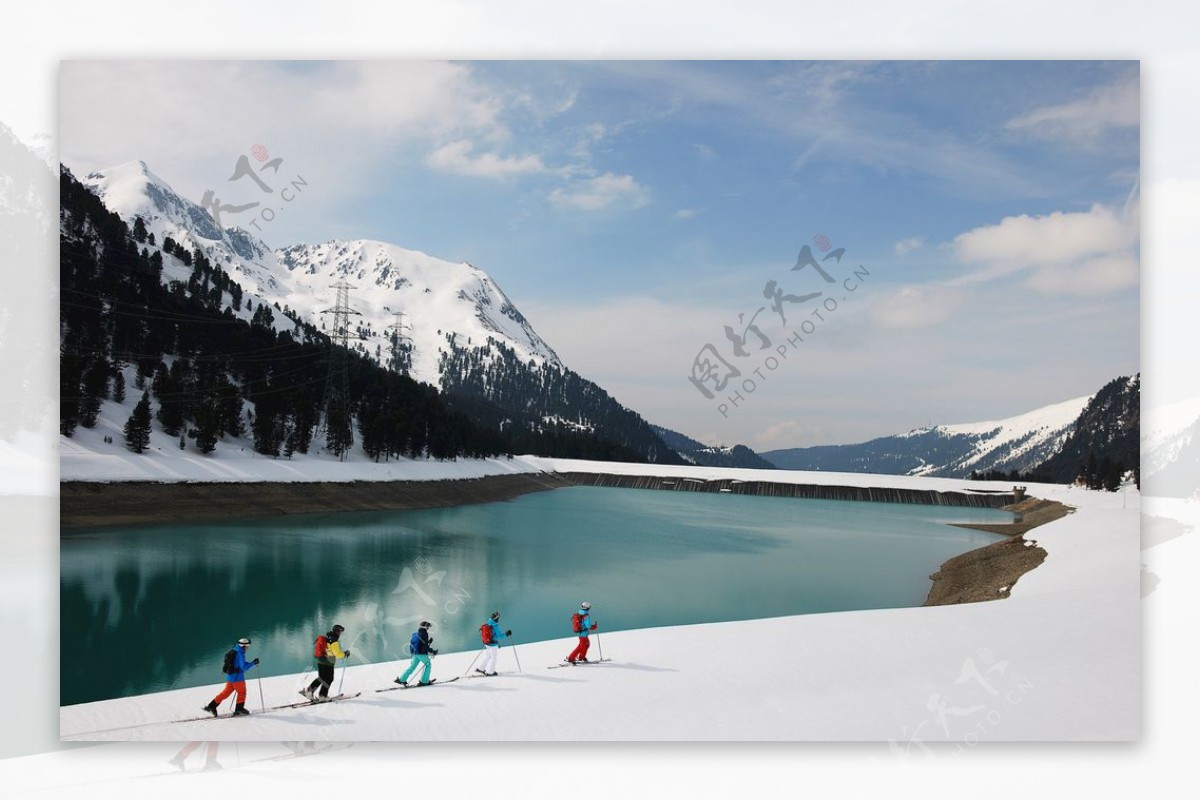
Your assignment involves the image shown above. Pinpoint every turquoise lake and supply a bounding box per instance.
[60,486,1012,705]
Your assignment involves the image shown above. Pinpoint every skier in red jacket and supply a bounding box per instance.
[565,602,598,663]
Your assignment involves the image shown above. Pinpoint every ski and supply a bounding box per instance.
[176,714,222,725]
[547,658,613,670]
[273,692,362,710]
[375,676,460,693]
[463,672,500,680]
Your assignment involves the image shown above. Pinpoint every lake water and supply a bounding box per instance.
[60,486,1011,704]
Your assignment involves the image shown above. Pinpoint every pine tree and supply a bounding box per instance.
[112,371,126,404]
[79,358,110,428]
[325,404,354,461]
[132,216,148,243]
[188,398,221,454]
[123,392,153,453]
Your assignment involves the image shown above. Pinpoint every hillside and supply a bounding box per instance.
[1033,374,1140,486]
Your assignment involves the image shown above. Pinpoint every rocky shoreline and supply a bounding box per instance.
[59,472,573,531]
[923,497,1072,605]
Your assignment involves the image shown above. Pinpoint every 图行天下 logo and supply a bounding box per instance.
[688,234,870,417]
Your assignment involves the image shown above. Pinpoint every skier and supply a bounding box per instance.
[303,624,350,701]
[565,601,598,663]
[203,637,259,717]
[395,621,439,687]
[475,611,512,677]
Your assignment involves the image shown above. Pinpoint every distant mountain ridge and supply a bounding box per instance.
[650,425,776,470]
[763,393,1092,479]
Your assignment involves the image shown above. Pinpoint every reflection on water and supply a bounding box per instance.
[61,486,1011,704]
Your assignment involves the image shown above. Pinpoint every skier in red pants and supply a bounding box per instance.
[204,637,258,716]
[566,602,598,663]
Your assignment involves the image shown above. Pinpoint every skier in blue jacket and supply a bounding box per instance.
[475,611,512,677]
[395,621,439,687]
[204,637,259,717]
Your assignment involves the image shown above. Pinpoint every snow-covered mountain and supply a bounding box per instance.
[81,160,562,388]
[74,160,680,464]
[763,393,1092,478]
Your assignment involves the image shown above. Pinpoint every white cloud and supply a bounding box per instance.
[870,285,965,329]
[893,236,925,256]
[426,139,547,179]
[693,143,717,161]
[952,203,1139,295]
[58,61,523,245]
[1024,251,1139,296]
[548,172,649,211]
[955,204,1135,265]
[673,209,698,220]
[1007,77,1139,146]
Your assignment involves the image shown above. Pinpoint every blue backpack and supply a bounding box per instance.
[409,631,421,655]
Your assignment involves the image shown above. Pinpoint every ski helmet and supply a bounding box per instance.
[238,637,251,646]
[331,624,345,634]
[420,621,432,628]
[580,602,592,610]
[490,611,500,621]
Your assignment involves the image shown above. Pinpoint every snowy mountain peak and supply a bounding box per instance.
[81,160,562,387]
[83,160,270,255]
[275,238,562,381]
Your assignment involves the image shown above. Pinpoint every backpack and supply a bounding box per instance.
[571,613,584,634]
[409,631,421,655]
[313,635,328,659]
[222,648,237,674]
[480,623,495,645]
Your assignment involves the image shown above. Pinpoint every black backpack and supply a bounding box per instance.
[222,648,237,674]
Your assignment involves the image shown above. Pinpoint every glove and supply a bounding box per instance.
[252,658,260,665]
[590,624,598,631]
[505,629,512,637]
[344,651,351,658]
[431,649,439,656]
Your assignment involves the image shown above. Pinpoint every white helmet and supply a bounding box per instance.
[580,602,592,610]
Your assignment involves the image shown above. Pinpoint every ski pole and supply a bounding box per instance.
[462,646,486,677]
[509,637,523,673]
[257,673,266,713]
[596,631,604,661]
[337,664,346,696]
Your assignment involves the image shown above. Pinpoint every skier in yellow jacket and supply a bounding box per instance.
[302,624,350,701]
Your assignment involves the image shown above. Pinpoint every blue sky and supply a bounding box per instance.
[60,60,1139,449]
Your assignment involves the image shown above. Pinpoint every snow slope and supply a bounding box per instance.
[58,462,1138,742]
